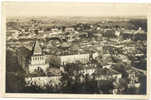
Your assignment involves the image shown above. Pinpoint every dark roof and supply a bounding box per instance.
[17,46,32,57]
[32,41,42,55]
[95,68,120,76]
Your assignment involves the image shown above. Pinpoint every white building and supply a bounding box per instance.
[25,76,61,88]
[115,31,120,37]
[65,27,75,32]
[60,54,90,65]
[79,67,95,75]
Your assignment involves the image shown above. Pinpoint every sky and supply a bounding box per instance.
[2,2,149,17]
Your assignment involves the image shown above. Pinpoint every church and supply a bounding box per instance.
[28,41,100,74]
[28,41,49,73]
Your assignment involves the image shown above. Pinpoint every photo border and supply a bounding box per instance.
[0,2,150,99]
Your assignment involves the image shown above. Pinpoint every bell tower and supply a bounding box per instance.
[31,41,46,65]
[28,41,49,73]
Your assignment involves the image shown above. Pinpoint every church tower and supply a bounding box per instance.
[28,41,49,73]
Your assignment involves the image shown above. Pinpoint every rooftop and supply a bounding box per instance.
[32,41,42,55]
[95,68,120,76]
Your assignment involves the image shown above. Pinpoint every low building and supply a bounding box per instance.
[115,31,120,37]
[95,68,122,81]
[65,27,75,32]
[60,54,90,65]
[46,68,61,76]
[79,67,96,75]
[25,76,61,88]
[51,28,59,32]
[127,71,140,88]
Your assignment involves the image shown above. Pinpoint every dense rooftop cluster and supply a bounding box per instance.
[6,17,146,94]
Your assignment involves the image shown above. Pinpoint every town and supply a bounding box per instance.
[6,16,147,94]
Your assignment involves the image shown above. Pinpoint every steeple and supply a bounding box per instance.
[32,41,42,55]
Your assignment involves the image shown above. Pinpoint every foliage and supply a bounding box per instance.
[129,19,147,32]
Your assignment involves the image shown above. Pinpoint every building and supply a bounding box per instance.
[59,51,102,65]
[60,54,90,65]
[115,31,120,37]
[17,47,32,73]
[95,68,122,81]
[28,41,49,73]
[51,28,59,32]
[25,76,61,88]
[65,27,75,32]
[79,66,96,75]
[127,71,140,88]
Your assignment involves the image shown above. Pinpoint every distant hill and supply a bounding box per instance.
[6,16,147,26]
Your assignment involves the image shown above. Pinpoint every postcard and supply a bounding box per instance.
[0,2,150,99]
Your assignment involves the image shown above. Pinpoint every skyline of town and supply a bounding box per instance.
[5,15,147,94]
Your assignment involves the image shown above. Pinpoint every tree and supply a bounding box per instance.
[129,19,147,32]
[97,80,114,94]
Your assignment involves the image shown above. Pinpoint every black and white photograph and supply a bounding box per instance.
[1,2,150,99]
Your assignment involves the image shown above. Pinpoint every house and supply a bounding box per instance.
[95,68,122,81]
[115,31,120,37]
[127,71,140,88]
[46,68,61,76]
[25,76,61,88]
[65,27,75,32]
[51,28,59,32]
[79,66,96,75]
[134,27,145,34]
